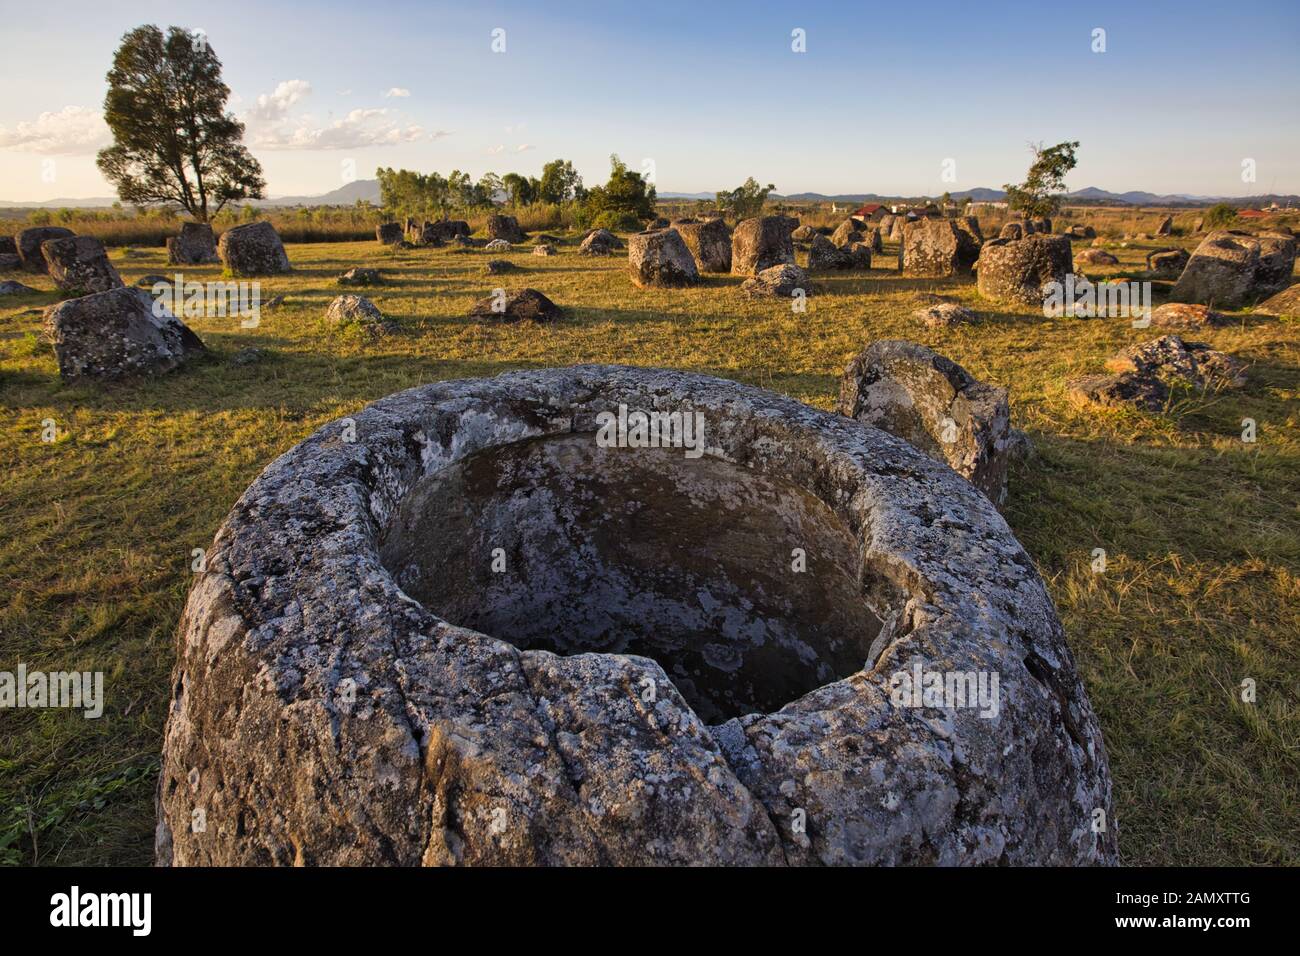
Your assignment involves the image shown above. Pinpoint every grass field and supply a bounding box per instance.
[1,227,1297,866]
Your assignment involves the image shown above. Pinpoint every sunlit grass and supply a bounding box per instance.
[1,231,1296,865]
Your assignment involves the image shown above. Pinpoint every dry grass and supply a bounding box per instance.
[1,226,1297,866]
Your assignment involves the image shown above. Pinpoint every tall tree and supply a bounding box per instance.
[97,25,265,222]
[1003,141,1079,218]
[501,172,536,206]
[715,178,775,220]
[538,159,584,204]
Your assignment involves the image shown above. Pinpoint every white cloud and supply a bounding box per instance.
[515,144,534,152]
[486,144,505,155]
[383,88,411,98]
[242,81,444,150]
[0,106,110,154]
[248,80,313,122]
[253,108,442,150]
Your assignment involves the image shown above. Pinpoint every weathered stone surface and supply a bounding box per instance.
[484,259,518,275]
[1170,231,1264,308]
[1075,248,1118,266]
[1255,233,1298,296]
[326,294,388,328]
[999,223,1026,240]
[739,263,809,299]
[41,236,124,295]
[900,219,979,277]
[955,215,984,246]
[1067,373,1168,411]
[914,302,975,327]
[1155,216,1173,237]
[838,340,1015,505]
[627,228,699,288]
[17,226,74,273]
[846,241,873,268]
[1068,335,1245,411]
[377,222,404,244]
[830,219,862,248]
[791,224,817,242]
[486,215,526,244]
[1068,224,1096,239]
[888,216,906,242]
[0,252,20,271]
[808,233,865,271]
[218,221,291,276]
[675,218,731,272]
[485,239,512,252]
[1105,335,1246,389]
[469,288,562,322]
[579,229,622,256]
[156,364,1115,866]
[0,235,16,256]
[730,216,796,275]
[416,224,445,247]
[1031,217,1052,234]
[338,267,383,286]
[427,220,470,242]
[1148,303,1228,330]
[1253,283,1300,317]
[167,222,219,265]
[976,235,1073,307]
[532,243,555,257]
[1146,248,1190,277]
[43,287,204,381]
[0,279,38,295]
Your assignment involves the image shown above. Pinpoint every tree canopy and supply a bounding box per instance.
[375,167,499,217]
[96,25,265,222]
[579,155,656,228]
[1003,141,1080,218]
[538,159,584,204]
[715,178,775,220]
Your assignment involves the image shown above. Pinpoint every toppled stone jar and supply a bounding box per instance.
[157,365,1116,866]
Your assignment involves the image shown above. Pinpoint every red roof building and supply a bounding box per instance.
[851,203,886,221]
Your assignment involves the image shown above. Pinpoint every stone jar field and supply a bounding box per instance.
[0,228,1297,865]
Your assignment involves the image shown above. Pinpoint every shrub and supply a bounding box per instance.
[1203,203,1237,229]
[589,209,642,232]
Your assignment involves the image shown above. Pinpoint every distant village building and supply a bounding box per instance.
[851,203,887,223]
[969,201,1009,211]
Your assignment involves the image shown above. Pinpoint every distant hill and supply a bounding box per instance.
[2,180,1296,210]
[260,179,381,206]
[0,196,120,209]
[0,179,384,210]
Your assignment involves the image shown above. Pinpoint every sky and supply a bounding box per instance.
[0,0,1297,202]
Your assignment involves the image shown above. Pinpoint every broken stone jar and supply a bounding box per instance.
[157,365,1115,866]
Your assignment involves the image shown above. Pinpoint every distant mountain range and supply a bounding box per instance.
[755,187,1300,207]
[0,179,384,209]
[3,180,1296,209]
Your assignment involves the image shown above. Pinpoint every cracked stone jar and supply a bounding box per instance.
[157,365,1116,865]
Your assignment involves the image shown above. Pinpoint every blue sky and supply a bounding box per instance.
[0,0,1297,201]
